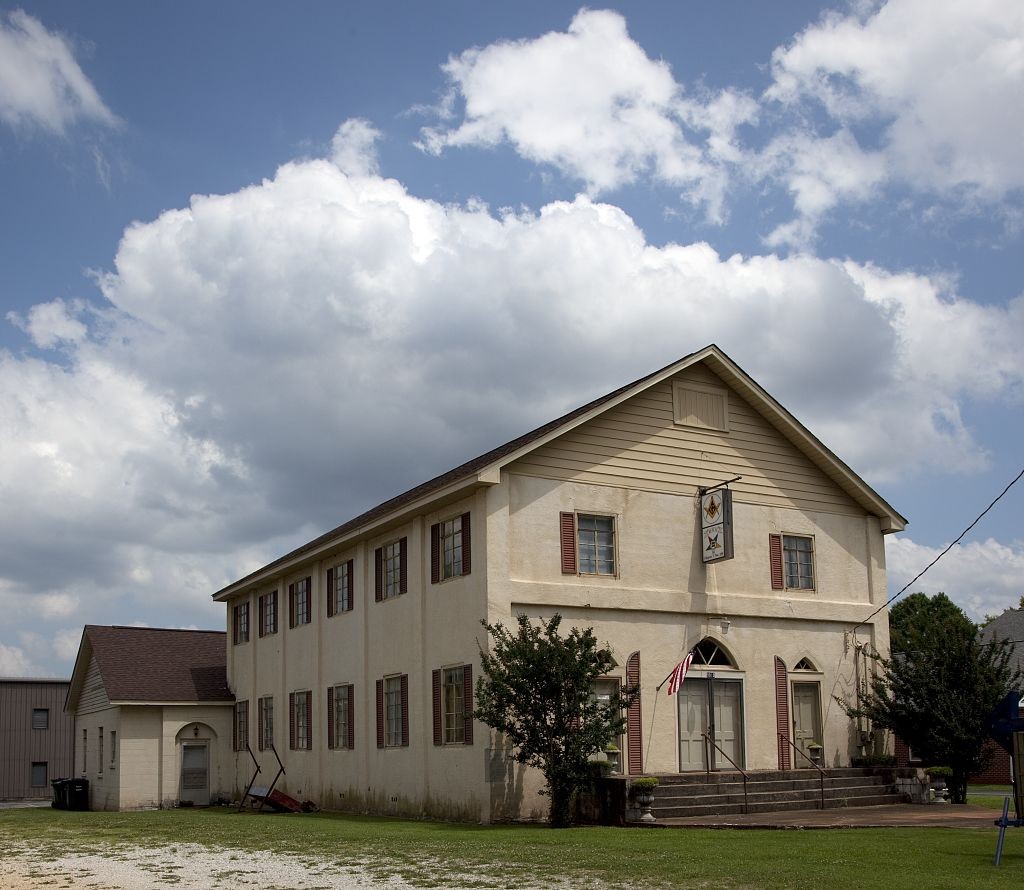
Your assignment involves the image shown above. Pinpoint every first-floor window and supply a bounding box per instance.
[259,696,274,751]
[235,700,249,751]
[376,674,408,748]
[443,667,465,744]
[98,727,104,776]
[783,535,815,589]
[110,731,117,770]
[31,762,48,788]
[592,679,623,772]
[291,691,311,750]
[82,729,87,774]
[329,684,353,749]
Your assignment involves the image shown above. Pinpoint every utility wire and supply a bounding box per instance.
[853,466,1024,633]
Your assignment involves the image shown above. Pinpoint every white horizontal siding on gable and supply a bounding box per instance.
[77,655,112,715]
[509,365,862,516]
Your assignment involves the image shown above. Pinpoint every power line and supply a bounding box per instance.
[853,466,1024,633]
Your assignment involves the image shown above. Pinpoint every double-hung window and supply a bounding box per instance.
[328,560,353,616]
[289,577,312,627]
[376,674,409,747]
[328,684,354,749]
[431,514,472,583]
[259,590,278,636]
[783,535,815,590]
[258,696,274,751]
[432,664,474,746]
[290,691,311,750]
[233,601,250,644]
[375,539,407,601]
[560,512,616,575]
[234,700,249,751]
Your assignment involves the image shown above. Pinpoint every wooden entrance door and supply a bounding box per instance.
[180,743,209,805]
[791,682,822,766]
[712,679,744,769]
[677,679,710,771]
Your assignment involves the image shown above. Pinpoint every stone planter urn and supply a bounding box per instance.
[629,778,659,823]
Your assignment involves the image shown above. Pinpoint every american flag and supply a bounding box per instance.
[666,650,695,696]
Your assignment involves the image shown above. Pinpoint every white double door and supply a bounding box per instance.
[678,675,744,771]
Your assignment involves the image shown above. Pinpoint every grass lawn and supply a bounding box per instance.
[0,806,1021,889]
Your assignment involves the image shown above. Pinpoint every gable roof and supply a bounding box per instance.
[214,344,906,601]
[66,626,232,711]
[981,609,1024,678]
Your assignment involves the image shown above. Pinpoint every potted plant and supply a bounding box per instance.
[629,777,659,823]
[925,766,952,802]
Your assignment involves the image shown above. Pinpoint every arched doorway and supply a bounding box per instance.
[677,638,745,771]
[176,723,216,806]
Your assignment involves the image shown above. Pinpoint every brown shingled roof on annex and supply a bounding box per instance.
[86,625,232,703]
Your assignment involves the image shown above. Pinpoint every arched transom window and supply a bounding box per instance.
[692,638,736,667]
[793,657,818,671]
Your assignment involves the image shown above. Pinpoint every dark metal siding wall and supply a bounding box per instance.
[0,680,75,798]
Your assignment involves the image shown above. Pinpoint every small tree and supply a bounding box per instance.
[474,613,638,827]
[844,592,1021,803]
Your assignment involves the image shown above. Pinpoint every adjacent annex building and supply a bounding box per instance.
[215,344,905,822]
[65,626,235,810]
[0,678,74,799]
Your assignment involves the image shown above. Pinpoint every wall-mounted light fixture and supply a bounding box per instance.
[721,617,732,634]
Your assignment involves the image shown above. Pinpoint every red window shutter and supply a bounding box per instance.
[258,595,265,637]
[288,583,296,628]
[775,656,791,769]
[560,512,577,574]
[432,669,442,745]
[430,523,441,584]
[346,560,354,611]
[461,512,471,575]
[232,606,238,645]
[463,664,474,746]
[626,651,643,775]
[304,577,312,623]
[289,692,296,750]
[376,679,384,748]
[305,692,313,749]
[399,538,408,594]
[769,534,784,590]
[346,684,355,749]
[374,548,383,602]
[400,673,409,747]
[326,568,335,618]
[327,686,335,749]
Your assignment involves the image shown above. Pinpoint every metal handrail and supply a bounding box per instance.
[778,733,826,809]
[700,731,749,814]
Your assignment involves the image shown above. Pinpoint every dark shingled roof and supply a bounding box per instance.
[85,625,232,703]
[981,609,1024,679]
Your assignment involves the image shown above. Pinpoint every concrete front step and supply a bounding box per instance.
[655,775,888,801]
[647,768,907,819]
[653,792,908,819]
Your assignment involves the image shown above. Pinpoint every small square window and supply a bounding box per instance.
[32,708,49,730]
[783,535,815,589]
[577,514,615,575]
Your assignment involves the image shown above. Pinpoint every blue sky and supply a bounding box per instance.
[1,1,1021,676]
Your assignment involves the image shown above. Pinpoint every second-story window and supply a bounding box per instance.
[289,577,312,627]
[577,514,615,575]
[441,517,463,579]
[384,541,402,599]
[233,601,250,644]
[259,590,278,636]
[783,535,815,589]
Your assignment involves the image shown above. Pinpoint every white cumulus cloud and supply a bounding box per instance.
[0,9,118,135]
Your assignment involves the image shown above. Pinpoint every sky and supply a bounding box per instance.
[1,0,1022,678]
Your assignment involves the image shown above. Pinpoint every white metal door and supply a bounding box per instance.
[180,743,209,805]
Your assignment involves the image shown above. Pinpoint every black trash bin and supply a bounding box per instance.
[66,778,89,811]
[50,778,69,809]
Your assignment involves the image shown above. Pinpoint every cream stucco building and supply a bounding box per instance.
[214,344,905,821]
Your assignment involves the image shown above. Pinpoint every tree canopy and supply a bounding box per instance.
[474,613,637,827]
[846,592,1021,803]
